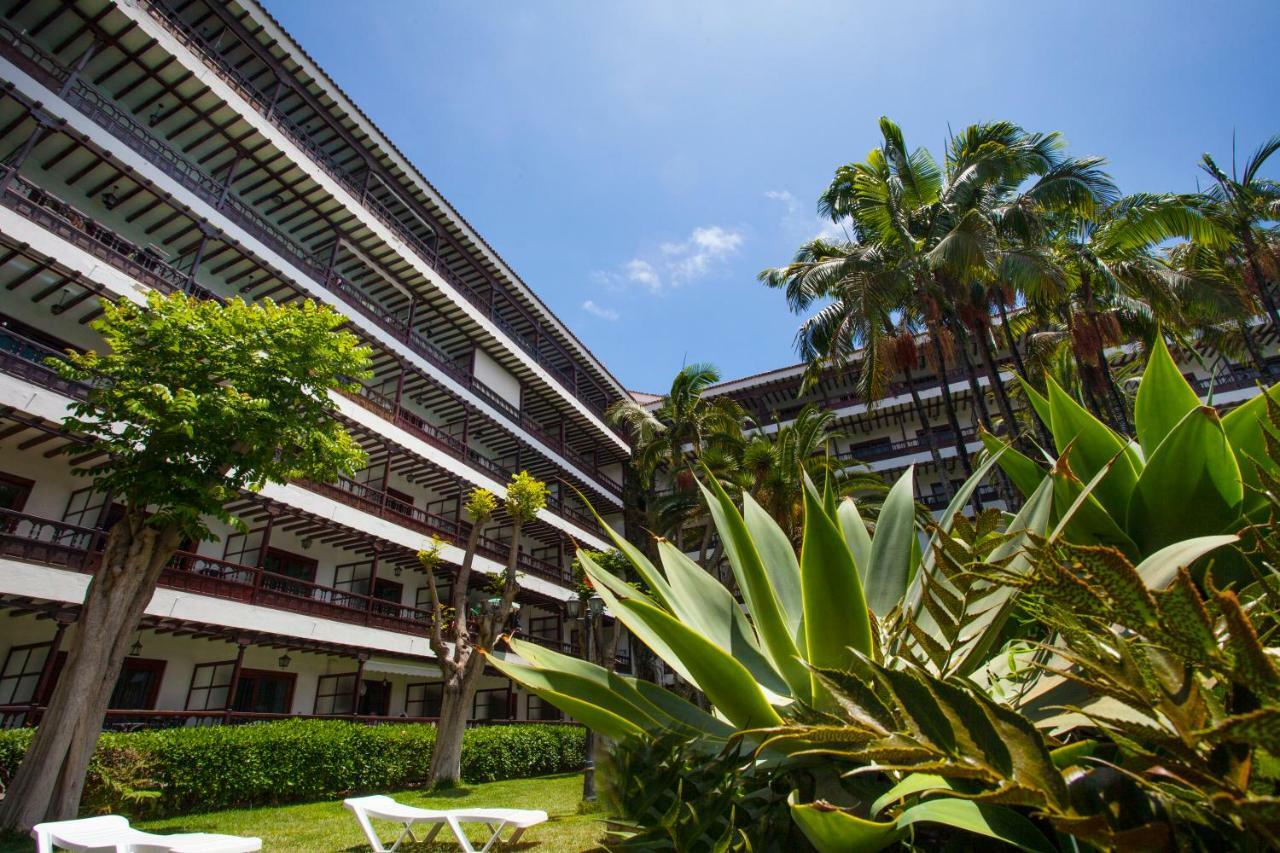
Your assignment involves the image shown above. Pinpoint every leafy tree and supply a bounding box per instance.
[606,362,745,489]
[1198,133,1280,334]
[418,471,548,786]
[0,293,370,831]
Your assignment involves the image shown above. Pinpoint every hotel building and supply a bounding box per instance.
[0,0,633,726]
[0,0,1275,730]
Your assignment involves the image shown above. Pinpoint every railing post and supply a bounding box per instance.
[224,636,250,724]
[59,38,100,97]
[216,148,244,209]
[393,363,406,411]
[252,510,276,601]
[0,113,52,195]
[351,652,368,718]
[186,222,214,290]
[32,610,74,718]
[403,297,417,342]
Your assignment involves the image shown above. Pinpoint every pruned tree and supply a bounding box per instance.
[418,470,548,786]
[0,292,370,831]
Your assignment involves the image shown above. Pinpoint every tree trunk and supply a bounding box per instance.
[428,665,480,786]
[926,329,974,480]
[1093,343,1132,435]
[975,324,1020,437]
[1243,231,1280,334]
[901,364,953,504]
[997,299,1053,447]
[952,326,993,432]
[0,517,182,830]
[1239,320,1268,377]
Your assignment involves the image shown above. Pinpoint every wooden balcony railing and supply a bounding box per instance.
[836,428,980,463]
[0,508,435,635]
[0,705,580,731]
[0,23,627,483]
[0,333,580,581]
[138,0,618,424]
[0,173,618,518]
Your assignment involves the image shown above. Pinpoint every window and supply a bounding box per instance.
[187,663,295,714]
[261,547,318,597]
[0,642,52,705]
[372,578,402,604]
[358,679,391,716]
[186,661,234,711]
[108,658,165,710]
[472,687,510,721]
[526,695,562,721]
[527,615,561,642]
[0,472,34,512]
[314,672,356,715]
[404,682,442,718]
[415,575,453,610]
[234,670,295,714]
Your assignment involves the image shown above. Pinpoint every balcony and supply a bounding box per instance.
[0,327,577,584]
[127,3,619,422]
[0,508,434,636]
[0,170,618,515]
[0,21,621,447]
[837,428,979,464]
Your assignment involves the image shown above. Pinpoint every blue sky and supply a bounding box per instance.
[266,0,1279,393]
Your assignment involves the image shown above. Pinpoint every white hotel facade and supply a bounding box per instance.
[0,0,634,726]
[0,0,1275,730]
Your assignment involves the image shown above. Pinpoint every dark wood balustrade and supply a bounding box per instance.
[0,20,627,479]
[0,507,435,635]
[0,175,618,524]
[0,705,578,731]
[131,3,618,423]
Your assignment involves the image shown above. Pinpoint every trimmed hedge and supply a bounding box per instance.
[0,720,583,817]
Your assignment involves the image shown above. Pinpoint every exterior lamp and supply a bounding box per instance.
[278,653,291,669]
[569,592,606,802]
[393,564,402,577]
[129,637,142,657]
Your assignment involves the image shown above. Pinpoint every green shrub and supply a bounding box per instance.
[460,724,585,783]
[0,720,583,818]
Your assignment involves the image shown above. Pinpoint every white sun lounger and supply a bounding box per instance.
[32,815,262,853]
[344,794,549,853]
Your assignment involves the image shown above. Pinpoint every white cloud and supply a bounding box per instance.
[766,189,851,243]
[592,224,744,295]
[624,259,661,292]
[581,299,620,321]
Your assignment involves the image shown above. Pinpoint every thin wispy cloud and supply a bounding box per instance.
[581,299,620,321]
[766,189,852,243]
[592,224,745,294]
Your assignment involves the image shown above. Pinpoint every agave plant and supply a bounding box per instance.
[987,334,1278,572]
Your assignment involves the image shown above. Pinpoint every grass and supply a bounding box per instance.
[0,773,608,852]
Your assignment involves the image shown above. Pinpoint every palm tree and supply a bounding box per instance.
[759,238,958,502]
[607,363,746,567]
[1197,134,1280,336]
[1018,194,1226,429]
[606,362,745,489]
[740,404,881,542]
[814,119,1114,468]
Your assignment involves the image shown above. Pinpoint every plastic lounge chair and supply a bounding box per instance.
[32,815,262,853]
[344,794,548,853]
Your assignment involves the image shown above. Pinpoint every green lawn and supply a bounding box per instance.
[2,773,608,852]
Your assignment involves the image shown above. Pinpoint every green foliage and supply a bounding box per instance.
[415,535,447,572]
[458,724,584,783]
[0,720,582,818]
[464,488,498,523]
[505,470,549,522]
[602,734,809,851]
[991,335,1280,570]
[51,292,370,539]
